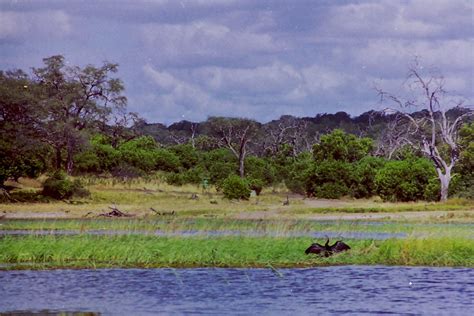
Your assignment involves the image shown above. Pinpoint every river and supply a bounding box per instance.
[1,266,473,315]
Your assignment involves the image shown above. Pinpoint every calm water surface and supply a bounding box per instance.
[1,266,473,315]
[0,229,407,240]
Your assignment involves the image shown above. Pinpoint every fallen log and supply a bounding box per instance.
[150,207,176,216]
[98,205,134,217]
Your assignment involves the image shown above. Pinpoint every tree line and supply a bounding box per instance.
[1,56,472,201]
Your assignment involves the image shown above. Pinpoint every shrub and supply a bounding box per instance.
[247,177,264,196]
[154,149,181,172]
[110,163,144,179]
[424,177,441,201]
[200,149,238,185]
[313,182,351,199]
[245,156,276,186]
[222,175,251,200]
[375,158,436,202]
[305,160,354,198]
[352,156,386,198]
[74,135,119,173]
[312,129,373,163]
[284,152,313,195]
[169,144,200,169]
[42,172,90,199]
[166,168,204,186]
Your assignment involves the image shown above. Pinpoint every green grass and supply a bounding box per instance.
[2,218,473,239]
[0,235,472,270]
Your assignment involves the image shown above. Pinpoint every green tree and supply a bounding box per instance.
[222,175,251,200]
[377,61,473,201]
[0,70,48,187]
[305,129,374,198]
[33,55,126,174]
[313,129,373,162]
[451,123,474,198]
[352,156,386,198]
[375,158,437,202]
[207,117,261,177]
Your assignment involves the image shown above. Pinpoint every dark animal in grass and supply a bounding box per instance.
[305,238,350,257]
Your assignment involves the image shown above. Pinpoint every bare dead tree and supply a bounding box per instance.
[377,60,473,201]
[264,116,299,155]
[263,116,317,156]
[375,113,416,159]
[168,122,199,147]
[208,117,260,177]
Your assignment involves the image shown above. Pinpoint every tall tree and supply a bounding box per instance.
[0,70,48,188]
[378,60,473,201]
[207,117,260,177]
[33,55,127,173]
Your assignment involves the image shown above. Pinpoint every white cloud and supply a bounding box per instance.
[320,1,469,40]
[0,10,71,40]
[140,20,281,64]
[354,39,474,73]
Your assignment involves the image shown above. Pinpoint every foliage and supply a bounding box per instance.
[222,175,251,200]
[284,152,313,195]
[375,158,436,202]
[33,55,127,173]
[244,156,276,186]
[305,160,354,198]
[352,156,386,198]
[169,144,200,170]
[199,149,238,186]
[247,177,264,196]
[42,171,90,199]
[313,129,373,162]
[74,134,120,173]
[303,130,377,198]
[451,123,474,199]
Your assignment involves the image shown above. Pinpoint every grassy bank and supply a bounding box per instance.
[2,177,473,221]
[1,235,472,270]
[1,218,474,239]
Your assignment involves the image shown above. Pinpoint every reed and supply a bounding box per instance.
[2,218,473,240]
[1,235,472,270]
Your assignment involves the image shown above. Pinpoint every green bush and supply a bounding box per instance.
[305,160,354,198]
[245,156,276,186]
[284,152,313,195]
[352,156,386,198]
[375,158,436,202]
[169,144,200,169]
[111,163,144,179]
[424,177,441,201]
[313,129,373,163]
[74,135,119,173]
[42,172,90,200]
[200,149,238,185]
[222,175,251,200]
[247,177,264,196]
[154,149,181,172]
[313,182,351,199]
[166,167,204,186]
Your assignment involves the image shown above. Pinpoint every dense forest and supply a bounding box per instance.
[1,56,473,202]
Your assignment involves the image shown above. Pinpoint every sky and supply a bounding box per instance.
[0,0,473,125]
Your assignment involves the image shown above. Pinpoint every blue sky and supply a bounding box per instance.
[1,0,472,124]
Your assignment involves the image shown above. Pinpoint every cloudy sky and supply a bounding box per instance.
[1,0,472,124]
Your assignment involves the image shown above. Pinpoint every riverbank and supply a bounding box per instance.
[1,235,473,270]
[1,177,473,222]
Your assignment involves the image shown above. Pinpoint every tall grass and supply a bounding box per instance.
[2,218,473,240]
[1,235,472,269]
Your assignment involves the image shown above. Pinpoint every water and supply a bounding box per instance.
[1,266,473,315]
[0,229,406,240]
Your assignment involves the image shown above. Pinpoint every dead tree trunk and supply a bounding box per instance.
[378,60,472,201]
